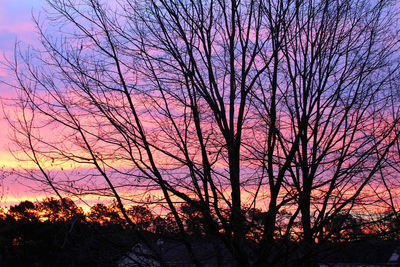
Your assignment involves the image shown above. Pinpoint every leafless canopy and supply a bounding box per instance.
[6,0,400,265]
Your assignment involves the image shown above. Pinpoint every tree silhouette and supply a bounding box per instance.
[127,205,154,230]
[39,197,83,222]
[180,203,206,235]
[0,200,134,266]
[8,201,39,222]
[6,0,400,265]
[88,203,122,225]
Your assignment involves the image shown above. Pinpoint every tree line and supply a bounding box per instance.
[2,198,400,246]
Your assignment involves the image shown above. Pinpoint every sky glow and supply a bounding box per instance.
[1,0,43,156]
[0,0,398,219]
[0,0,46,204]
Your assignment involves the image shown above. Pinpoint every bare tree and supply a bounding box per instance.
[5,0,400,265]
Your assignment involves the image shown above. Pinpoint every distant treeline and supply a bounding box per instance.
[0,198,215,266]
[0,198,399,266]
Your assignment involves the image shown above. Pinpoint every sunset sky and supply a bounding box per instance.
[0,0,46,204]
[0,0,397,212]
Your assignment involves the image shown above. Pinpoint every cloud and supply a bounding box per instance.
[0,29,17,51]
[0,0,45,49]
[0,1,47,174]
[0,0,42,26]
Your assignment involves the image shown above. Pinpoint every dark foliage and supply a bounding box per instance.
[0,200,134,267]
[1,199,400,266]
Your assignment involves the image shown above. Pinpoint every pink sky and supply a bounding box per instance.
[0,0,47,204]
[0,0,397,215]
